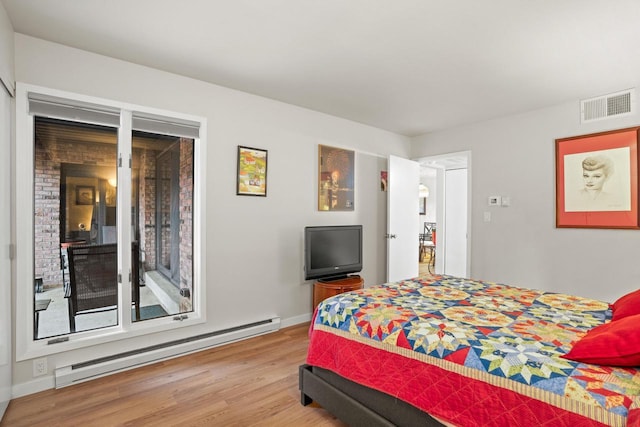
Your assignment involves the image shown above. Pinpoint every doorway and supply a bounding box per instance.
[417,151,471,277]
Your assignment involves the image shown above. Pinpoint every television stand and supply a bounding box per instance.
[313,275,364,308]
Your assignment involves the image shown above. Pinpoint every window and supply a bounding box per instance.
[16,84,206,359]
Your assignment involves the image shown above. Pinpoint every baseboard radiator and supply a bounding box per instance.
[55,317,281,388]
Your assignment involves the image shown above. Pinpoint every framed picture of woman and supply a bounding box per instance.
[555,127,640,228]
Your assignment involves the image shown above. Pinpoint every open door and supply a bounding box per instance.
[387,155,420,282]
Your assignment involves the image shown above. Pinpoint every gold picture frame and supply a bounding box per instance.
[237,146,268,196]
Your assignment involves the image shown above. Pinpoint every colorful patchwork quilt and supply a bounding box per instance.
[306,275,640,426]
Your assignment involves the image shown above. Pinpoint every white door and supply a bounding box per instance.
[443,168,468,277]
[387,155,420,282]
[0,86,11,419]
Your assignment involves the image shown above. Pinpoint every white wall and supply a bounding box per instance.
[0,4,13,95]
[12,34,409,389]
[411,101,640,303]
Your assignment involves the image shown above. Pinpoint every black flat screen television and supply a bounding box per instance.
[304,225,362,281]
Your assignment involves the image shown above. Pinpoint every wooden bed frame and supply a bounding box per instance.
[299,364,445,427]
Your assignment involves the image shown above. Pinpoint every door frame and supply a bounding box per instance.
[415,151,472,277]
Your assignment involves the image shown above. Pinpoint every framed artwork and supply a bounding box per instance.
[419,197,426,215]
[318,144,355,211]
[555,126,640,228]
[75,186,95,205]
[237,146,268,196]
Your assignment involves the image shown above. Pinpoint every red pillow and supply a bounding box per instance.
[611,289,640,321]
[561,314,640,366]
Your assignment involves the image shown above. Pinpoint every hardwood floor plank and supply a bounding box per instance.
[0,323,346,426]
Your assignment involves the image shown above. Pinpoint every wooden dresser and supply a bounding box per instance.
[313,275,364,308]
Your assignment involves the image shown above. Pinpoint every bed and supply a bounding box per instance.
[300,275,640,426]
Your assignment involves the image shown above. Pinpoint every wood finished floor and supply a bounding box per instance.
[419,259,433,277]
[1,323,347,427]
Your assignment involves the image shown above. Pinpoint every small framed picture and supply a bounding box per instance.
[75,186,95,205]
[555,127,640,228]
[237,146,268,196]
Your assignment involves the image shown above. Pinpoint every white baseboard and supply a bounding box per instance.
[12,376,55,399]
[55,317,281,389]
[280,312,312,328]
[11,312,314,398]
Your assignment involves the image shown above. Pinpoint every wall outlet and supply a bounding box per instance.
[33,358,47,377]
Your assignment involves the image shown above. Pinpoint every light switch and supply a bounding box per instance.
[501,196,511,207]
[488,196,501,206]
[483,211,491,222]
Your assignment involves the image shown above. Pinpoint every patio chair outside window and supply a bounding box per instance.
[66,243,118,332]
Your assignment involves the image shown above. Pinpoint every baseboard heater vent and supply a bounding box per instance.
[581,89,635,123]
[55,317,280,388]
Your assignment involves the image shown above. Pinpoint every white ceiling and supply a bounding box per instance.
[3,0,640,137]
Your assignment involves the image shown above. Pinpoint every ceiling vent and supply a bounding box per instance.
[581,89,635,123]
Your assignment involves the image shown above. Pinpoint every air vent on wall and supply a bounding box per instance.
[581,89,635,123]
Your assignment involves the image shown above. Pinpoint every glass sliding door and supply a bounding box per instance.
[32,119,195,334]
[132,130,194,321]
[34,117,119,339]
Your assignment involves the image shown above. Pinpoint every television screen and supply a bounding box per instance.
[304,225,362,280]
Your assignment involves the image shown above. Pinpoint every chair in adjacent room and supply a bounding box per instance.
[420,222,436,272]
[66,243,118,332]
[423,222,436,237]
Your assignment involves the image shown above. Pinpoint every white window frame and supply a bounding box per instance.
[15,83,207,361]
